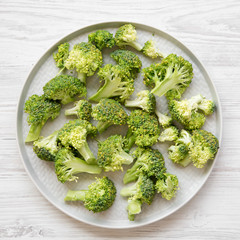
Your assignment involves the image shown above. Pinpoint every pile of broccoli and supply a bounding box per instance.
[24,23,219,220]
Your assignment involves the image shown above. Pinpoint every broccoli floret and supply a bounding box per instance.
[97,135,133,172]
[91,99,128,133]
[110,49,142,78]
[33,130,59,161]
[189,130,219,168]
[53,42,70,69]
[123,147,166,184]
[115,24,143,51]
[64,42,103,82]
[65,99,92,121]
[156,173,179,200]
[125,90,156,113]
[141,40,164,59]
[24,94,61,142]
[158,126,179,142]
[142,54,193,100]
[55,148,102,183]
[57,119,97,164]
[89,64,134,103]
[155,110,172,128]
[88,30,115,50]
[124,110,160,151]
[197,98,215,115]
[43,75,87,104]
[120,174,155,221]
[65,176,116,212]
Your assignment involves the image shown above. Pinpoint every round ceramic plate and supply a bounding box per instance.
[16,22,222,229]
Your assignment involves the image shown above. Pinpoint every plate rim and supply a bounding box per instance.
[16,21,223,229]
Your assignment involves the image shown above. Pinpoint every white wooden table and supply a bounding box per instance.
[1,0,240,238]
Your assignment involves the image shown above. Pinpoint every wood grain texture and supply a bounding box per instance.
[1,0,240,238]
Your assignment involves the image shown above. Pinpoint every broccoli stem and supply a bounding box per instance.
[127,199,142,221]
[179,154,192,167]
[65,107,77,116]
[118,150,134,165]
[64,190,88,201]
[127,41,143,51]
[125,99,144,108]
[25,122,44,142]
[123,166,138,184]
[96,121,112,133]
[76,141,96,165]
[61,95,75,105]
[120,182,137,197]
[77,72,87,83]
[124,129,136,153]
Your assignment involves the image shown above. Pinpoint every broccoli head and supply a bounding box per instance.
[125,90,156,113]
[64,42,103,82]
[158,126,179,142]
[91,99,128,133]
[65,176,116,212]
[65,99,92,121]
[89,64,134,103]
[57,119,97,164]
[53,42,70,69]
[142,54,193,100]
[33,130,59,161]
[120,174,155,221]
[141,40,164,59]
[155,110,173,128]
[55,148,102,183]
[24,94,61,142]
[97,135,133,172]
[43,75,87,104]
[88,30,115,50]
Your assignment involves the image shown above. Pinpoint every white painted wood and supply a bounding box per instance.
[0,0,240,238]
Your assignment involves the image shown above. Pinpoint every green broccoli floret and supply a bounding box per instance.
[33,130,59,161]
[97,135,133,172]
[64,42,103,82]
[110,49,142,78]
[124,90,156,113]
[24,94,61,142]
[120,174,155,221]
[88,30,115,50]
[123,147,166,184]
[156,173,179,200]
[43,75,87,104]
[65,176,116,212]
[57,119,97,164]
[142,54,193,100]
[141,40,164,59]
[115,24,143,51]
[55,148,102,183]
[158,126,179,142]
[65,99,92,121]
[91,99,128,133]
[89,64,134,103]
[124,110,160,151]
[53,42,70,69]
[155,110,172,128]
[189,129,219,168]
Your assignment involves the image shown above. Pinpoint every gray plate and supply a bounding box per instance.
[16,22,222,229]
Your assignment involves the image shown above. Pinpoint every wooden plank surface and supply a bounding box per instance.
[0,0,240,238]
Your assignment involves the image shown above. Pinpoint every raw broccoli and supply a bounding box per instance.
[88,30,115,50]
[189,129,219,168]
[97,135,133,172]
[158,126,179,142]
[141,40,164,59]
[155,173,179,200]
[115,24,143,51]
[55,148,102,183]
[65,176,116,212]
[64,42,103,82]
[124,110,160,151]
[43,75,87,104]
[110,49,142,78]
[120,174,155,221]
[91,99,128,133]
[123,147,166,184]
[155,110,172,128]
[142,54,193,100]
[89,64,134,102]
[53,42,70,69]
[65,99,92,121]
[57,119,97,164]
[197,98,215,115]
[124,90,156,113]
[24,94,61,142]
[33,130,59,161]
